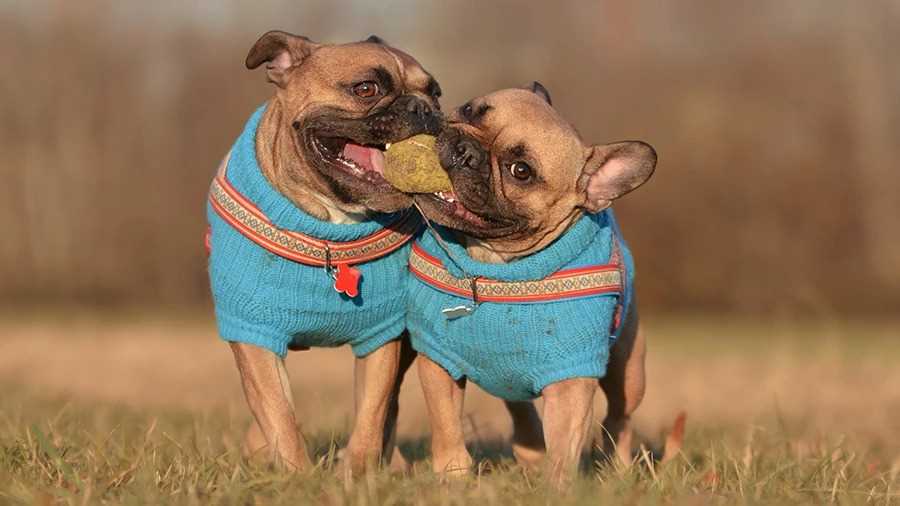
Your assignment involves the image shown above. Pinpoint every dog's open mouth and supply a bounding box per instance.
[426,190,490,227]
[311,134,393,189]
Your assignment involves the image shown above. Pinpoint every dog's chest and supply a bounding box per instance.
[406,213,632,400]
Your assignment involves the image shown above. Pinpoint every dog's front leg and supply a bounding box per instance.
[418,354,472,475]
[343,338,402,476]
[230,342,310,471]
[542,377,597,487]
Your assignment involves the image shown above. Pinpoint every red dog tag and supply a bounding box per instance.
[333,263,361,298]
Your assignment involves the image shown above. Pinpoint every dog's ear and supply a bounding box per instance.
[578,141,656,213]
[526,81,552,105]
[246,30,320,88]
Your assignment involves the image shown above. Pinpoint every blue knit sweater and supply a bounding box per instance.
[406,210,634,401]
[207,105,411,357]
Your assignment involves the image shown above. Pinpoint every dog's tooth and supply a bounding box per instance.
[434,191,456,203]
[385,143,392,150]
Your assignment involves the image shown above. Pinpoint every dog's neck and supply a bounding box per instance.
[255,102,369,225]
[461,238,511,264]
[460,210,584,264]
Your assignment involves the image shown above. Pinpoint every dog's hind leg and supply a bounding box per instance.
[231,342,310,471]
[598,306,646,467]
[242,418,267,461]
[418,354,472,475]
[505,400,545,470]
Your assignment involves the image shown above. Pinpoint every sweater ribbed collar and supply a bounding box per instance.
[419,211,610,282]
[228,104,400,242]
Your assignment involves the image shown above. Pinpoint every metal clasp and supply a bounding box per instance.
[323,243,337,280]
[441,277,481,320]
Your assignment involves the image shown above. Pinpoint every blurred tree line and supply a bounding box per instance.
[1,0,897,316]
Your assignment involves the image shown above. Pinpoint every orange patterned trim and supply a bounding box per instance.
[409,243,622,304]
[208,158,419,267]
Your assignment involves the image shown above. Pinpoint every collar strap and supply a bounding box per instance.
[209,158,420,267]
[409,242,623,304]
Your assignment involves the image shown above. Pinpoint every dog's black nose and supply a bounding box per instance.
[396,95,433,120]
[398,95,442,134]
[453,138,484,170]
[405,97,432,118]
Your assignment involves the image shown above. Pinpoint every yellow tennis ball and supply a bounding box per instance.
[383,135,452,193]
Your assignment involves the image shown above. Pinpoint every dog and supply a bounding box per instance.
[403,83,657,484]
[206,31,441,475]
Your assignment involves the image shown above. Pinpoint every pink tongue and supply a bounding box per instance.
[342,143,385,174]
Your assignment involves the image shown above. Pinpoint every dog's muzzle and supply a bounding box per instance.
[395,95,443,136]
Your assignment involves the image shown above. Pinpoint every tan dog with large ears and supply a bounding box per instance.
[418,84,655,258]
[213,31,441,478]
[245,31,442,221]
[406,83,657,485]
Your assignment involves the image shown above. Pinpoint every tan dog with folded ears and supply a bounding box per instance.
[403,83,680,485]
[207,31,441,477]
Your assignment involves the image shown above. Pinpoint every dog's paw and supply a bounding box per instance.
[511,440,545,470]
[431,450,473,477]
[388,446,411,475]
[336,443,381,480]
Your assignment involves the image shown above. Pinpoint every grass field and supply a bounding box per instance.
[1,313,898,504]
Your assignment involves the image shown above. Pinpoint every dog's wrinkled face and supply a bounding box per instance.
[247,32,443,213]
[416,84,656,255]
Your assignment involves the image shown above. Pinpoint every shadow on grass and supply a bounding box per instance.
[307,434,519,470]
[401,436,520,467]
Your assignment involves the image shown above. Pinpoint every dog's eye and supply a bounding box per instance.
[509,161,533,181]
[461,103,474,119]
[352,81,380,98]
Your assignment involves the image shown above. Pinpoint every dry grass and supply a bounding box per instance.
[1,314,898,504]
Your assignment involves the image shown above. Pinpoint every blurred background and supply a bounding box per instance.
[2,0,899,316]
[1,1,899,475]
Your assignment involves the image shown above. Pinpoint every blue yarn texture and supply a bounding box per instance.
[407,210,634,401]
[207,105,411,358]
